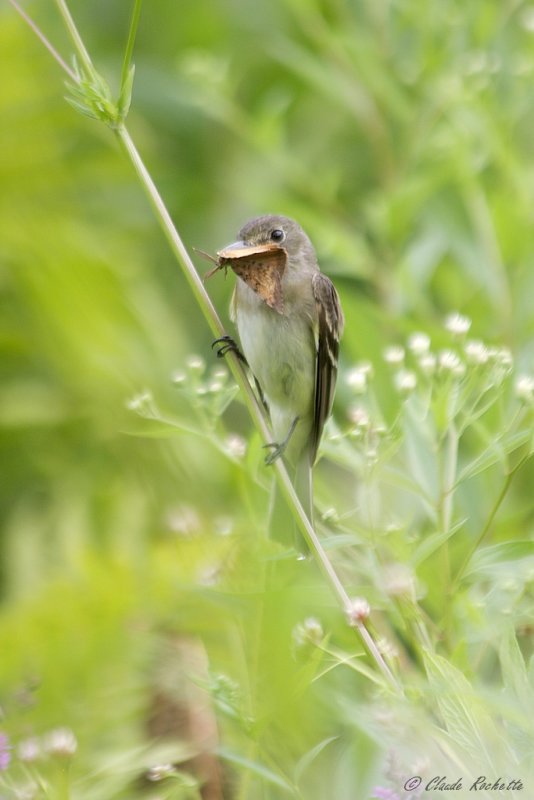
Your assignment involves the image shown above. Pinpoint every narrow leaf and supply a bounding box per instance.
[294,736,338,783]
[217,747,295,793]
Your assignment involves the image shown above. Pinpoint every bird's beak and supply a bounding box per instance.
[217,241,283,259]
[219,239,246,252]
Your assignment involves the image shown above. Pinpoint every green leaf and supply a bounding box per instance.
[464,541,534,578]
[294,735,338,784]
[457,429,532,483]
[217,747,295,794]
[499,627,534,710]
[64,93,99,120]
[423,651,511,768]
[412,518,467,565]
[498,627,534,758]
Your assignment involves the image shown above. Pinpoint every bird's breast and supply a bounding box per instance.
[234,280,315,421]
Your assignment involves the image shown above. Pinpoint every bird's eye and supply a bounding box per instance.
[270,229,285,243]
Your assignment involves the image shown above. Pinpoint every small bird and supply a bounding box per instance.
[218,215,344,551]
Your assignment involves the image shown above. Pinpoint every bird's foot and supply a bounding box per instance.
[211,335,247,364]
[263,416,300,465]
[263,442,286,465]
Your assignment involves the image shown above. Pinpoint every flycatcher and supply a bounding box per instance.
[217,215,344,551]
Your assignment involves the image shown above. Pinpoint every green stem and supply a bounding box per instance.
[54,0,95,76]
[7,0,77,80]
[440,422,458,538]
[121,0,143,91]
[438,418,458,641]
[57,765,71,800]
[114,126,230,340]
[452,452,531,589]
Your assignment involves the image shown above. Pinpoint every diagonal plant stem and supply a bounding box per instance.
[54,0,94,75]
[452,451,532,589]
[8,0,401,693]
[7,0,77,80]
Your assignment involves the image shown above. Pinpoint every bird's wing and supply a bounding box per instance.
[311,272,344,463]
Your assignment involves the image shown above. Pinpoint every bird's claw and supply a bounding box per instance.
[211,335,247,364]
[262,416,300,465]
[263,442,285,465]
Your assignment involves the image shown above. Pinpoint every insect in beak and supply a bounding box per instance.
[197,242,288,313]
[216,242,287,313]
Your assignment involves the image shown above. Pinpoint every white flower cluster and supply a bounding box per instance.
[375,313,527,401]
[17,728,78,763]
[126,389,155,415]
[171,356,232,398]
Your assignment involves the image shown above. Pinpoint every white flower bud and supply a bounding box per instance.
[165,505,201,536]
[225,433,247,458]
[377,637,399,659]
[418,353,437,375]
[17,738,41,763]
[346,368,368,394]
[186,354,206,372]
[439,350,466,376]
[171,370,187,385]
[494,347,513,368]
[348,406,370,428]
[444,312,471,336]
[407,332,431,355]
[393,369,417,394]
[44,728,77,758]
[346,597,370,624]
[464,339,489,365]
[293,617,324,647]
[383,345,405,365]
[126,390,153,412]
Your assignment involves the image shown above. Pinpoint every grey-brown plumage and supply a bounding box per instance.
[310,272,343,461]
[222,214,344,551]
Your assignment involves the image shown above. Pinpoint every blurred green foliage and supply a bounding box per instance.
[1,0,534,798]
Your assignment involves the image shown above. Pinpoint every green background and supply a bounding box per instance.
[1,1,533,798]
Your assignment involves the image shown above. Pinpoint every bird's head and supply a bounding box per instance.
[229,214,317,270]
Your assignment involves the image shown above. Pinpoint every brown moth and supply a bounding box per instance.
[215,244,288,314]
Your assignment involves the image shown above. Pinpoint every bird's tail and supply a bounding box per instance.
[268,454,313,555]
